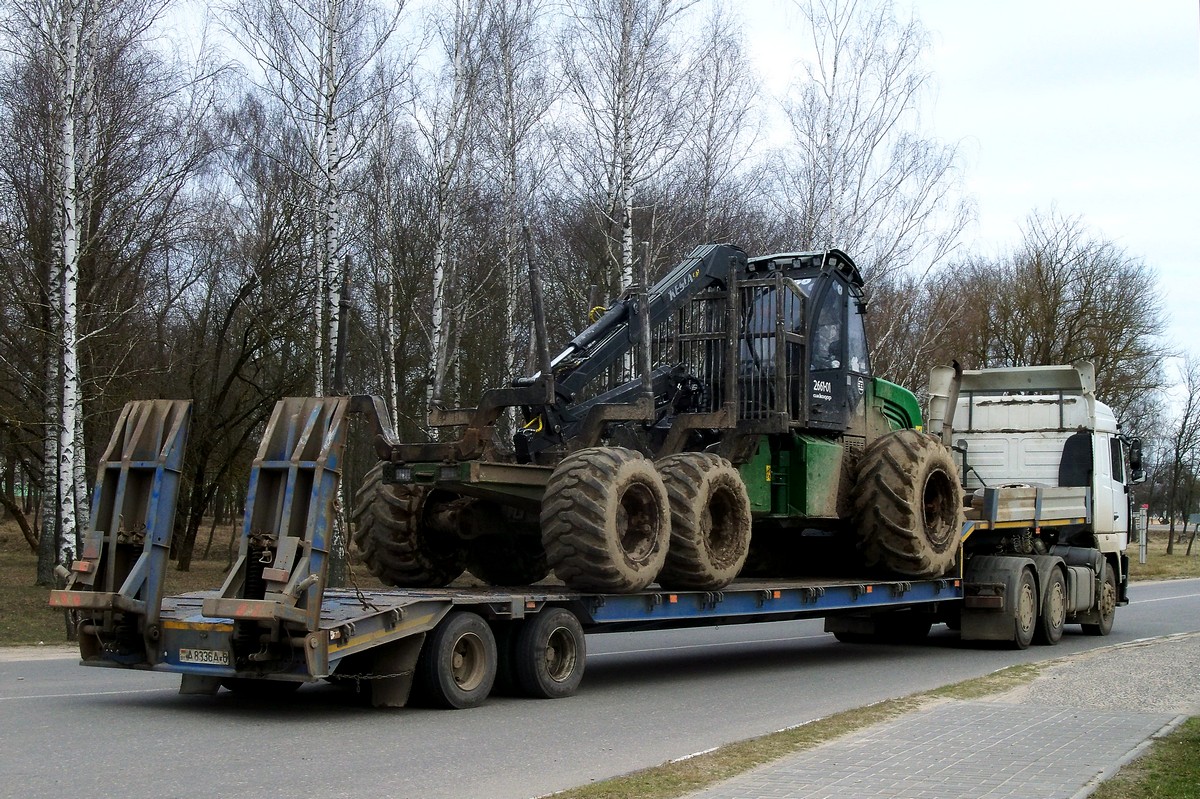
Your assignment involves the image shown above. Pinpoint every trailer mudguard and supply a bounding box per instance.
[960,554,1036,642]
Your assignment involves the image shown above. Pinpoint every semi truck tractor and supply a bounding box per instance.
[923,361,1141,645]
[48,245,1139,708]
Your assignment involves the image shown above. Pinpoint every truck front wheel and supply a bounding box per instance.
[1082,564,1117,636]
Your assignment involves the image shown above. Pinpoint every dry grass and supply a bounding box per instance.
[543,663,1050,799]
[0,519,242,644]
[542,696,927,799]
[1128,529,1200,581]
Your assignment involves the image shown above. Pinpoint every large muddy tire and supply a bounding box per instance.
[540,447,670,592]
[467,535,549,586]
[852,429,963,578]
[656,453,752,590]
[351,463,465,587]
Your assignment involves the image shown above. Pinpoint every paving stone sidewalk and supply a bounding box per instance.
[682,633,1200,799]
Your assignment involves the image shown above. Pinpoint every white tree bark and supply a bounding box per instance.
[221,0,402,395]
[421,0,486,431]
[55,0,83,565]
[321,0,344,393]
[478,0,554,435]
[559,0,700,293]
[385,268,399,424]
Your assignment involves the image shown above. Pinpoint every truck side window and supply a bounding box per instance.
[846,290,869,374]
[810,282,844,370]
[1058,431,1093,487]
[1110,437,1126,484]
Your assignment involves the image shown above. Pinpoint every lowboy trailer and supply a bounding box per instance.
[49,367,1131,708]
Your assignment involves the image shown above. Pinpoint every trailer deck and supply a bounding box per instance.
[48,394,1112,708]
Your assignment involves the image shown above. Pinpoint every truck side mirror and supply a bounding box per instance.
[1128,438,1145,484]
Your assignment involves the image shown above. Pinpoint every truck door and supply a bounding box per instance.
[1108,436,1131,537]
[1091,432,1128,537]
[807,279,849,431]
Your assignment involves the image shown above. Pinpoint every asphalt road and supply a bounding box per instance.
[3,577,1199,799]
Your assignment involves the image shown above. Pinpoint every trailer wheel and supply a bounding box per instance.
[414,611,497,709]
[1082,563,1117,636]
[467,534,549,586]
[1012,567,1037,650]
[352,463,465,587]
[541,447,670,592]
[1034,568,1066,645]
[515,608,586,699]
[655,453,752,590]
[852,429,963,578]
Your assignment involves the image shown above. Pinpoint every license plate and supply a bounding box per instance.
[179,647,230,666]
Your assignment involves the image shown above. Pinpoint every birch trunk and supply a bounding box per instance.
[37,345,60,585]
[427,224,449,436]
[73,384,89,534]
[385,268,399,425]
[322,0,343,394]
[425,1,485,434]
[56,0,82,567]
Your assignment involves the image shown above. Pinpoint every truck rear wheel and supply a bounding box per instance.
[1034,568,1066,645]
[1012,567,1037,650]
[414,611,497,709]
[541,447,670,592]
[515,608,586,699]
[656,453,752,590]
[1082,564,1117,636]
[352,463,465,587]
[852,429,963,578]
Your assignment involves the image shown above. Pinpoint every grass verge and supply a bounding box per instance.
[1090,717,1200,799]
[543,664,1049,799]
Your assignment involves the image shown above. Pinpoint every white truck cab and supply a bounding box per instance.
[927,361,1143,609]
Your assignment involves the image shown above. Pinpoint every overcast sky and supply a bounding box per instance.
[746,1,1200,381]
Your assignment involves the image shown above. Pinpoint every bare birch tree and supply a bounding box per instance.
[558,0,699,291]
[2,0,132,570]
[778,0,969,277]
[479,0,556,405]
[411,0,488,424]
[221,0,402,395]
[1161,357,1200,554]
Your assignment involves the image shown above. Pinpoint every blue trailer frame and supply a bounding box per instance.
[51,396,1069,709]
